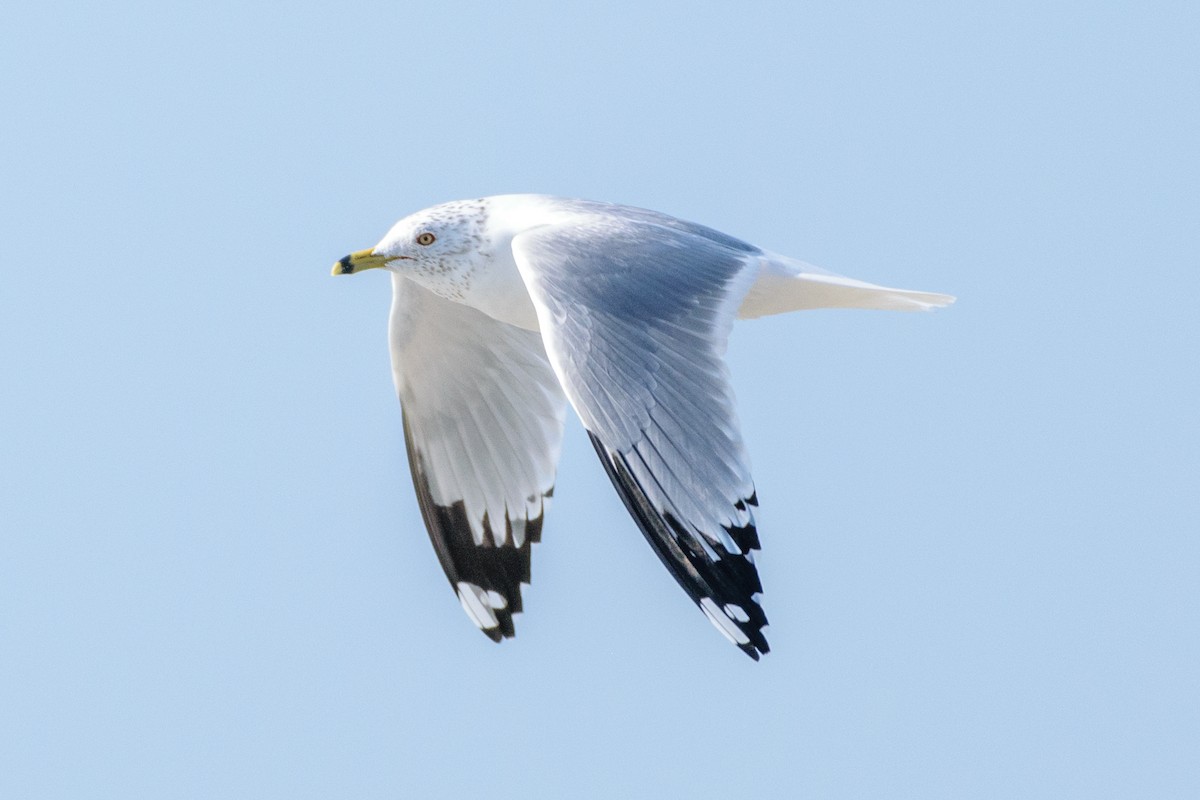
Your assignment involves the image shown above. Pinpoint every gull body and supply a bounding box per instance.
[334,194,953,659]
[346,194,951,331]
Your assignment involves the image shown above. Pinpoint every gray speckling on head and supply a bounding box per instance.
[421,199,489,251]
[404,199,492,300]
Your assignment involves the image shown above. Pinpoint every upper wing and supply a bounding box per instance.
[389,274,568,641]
[511,215,771,659]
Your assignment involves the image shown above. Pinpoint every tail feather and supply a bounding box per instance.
[738,253,956,318]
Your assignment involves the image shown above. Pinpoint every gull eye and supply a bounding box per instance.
[416,232,436,246]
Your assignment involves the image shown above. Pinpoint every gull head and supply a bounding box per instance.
[331,199,493,295]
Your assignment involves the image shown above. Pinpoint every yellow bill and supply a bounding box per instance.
[332,248,388,276]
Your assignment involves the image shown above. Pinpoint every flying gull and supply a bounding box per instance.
[332,195,954,659]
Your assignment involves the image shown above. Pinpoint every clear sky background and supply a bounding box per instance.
[2,2,1197,798]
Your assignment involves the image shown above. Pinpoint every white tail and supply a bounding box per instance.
[738,252,955,319]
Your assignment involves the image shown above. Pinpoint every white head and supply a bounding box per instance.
[332,199,493,302]
[333,195,548,329]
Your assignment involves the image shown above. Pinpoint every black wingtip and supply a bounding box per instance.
[403,412,551,644]
[586,431,771,658]
[745,634,770,661]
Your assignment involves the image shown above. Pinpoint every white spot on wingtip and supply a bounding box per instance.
[700,597,750,645]
[724,603,750,623]
[485,590,508,609]
[456,581,499,630]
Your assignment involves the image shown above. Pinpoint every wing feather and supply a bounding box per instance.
[512,216,771,658]
[390,275,568,640]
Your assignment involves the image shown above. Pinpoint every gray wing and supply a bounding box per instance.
[389,274,568,641]
[511,215,770,659]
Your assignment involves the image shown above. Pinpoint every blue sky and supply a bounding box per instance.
[2,2,1197,797]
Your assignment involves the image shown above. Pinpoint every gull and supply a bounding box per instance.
[332,195,953,659]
